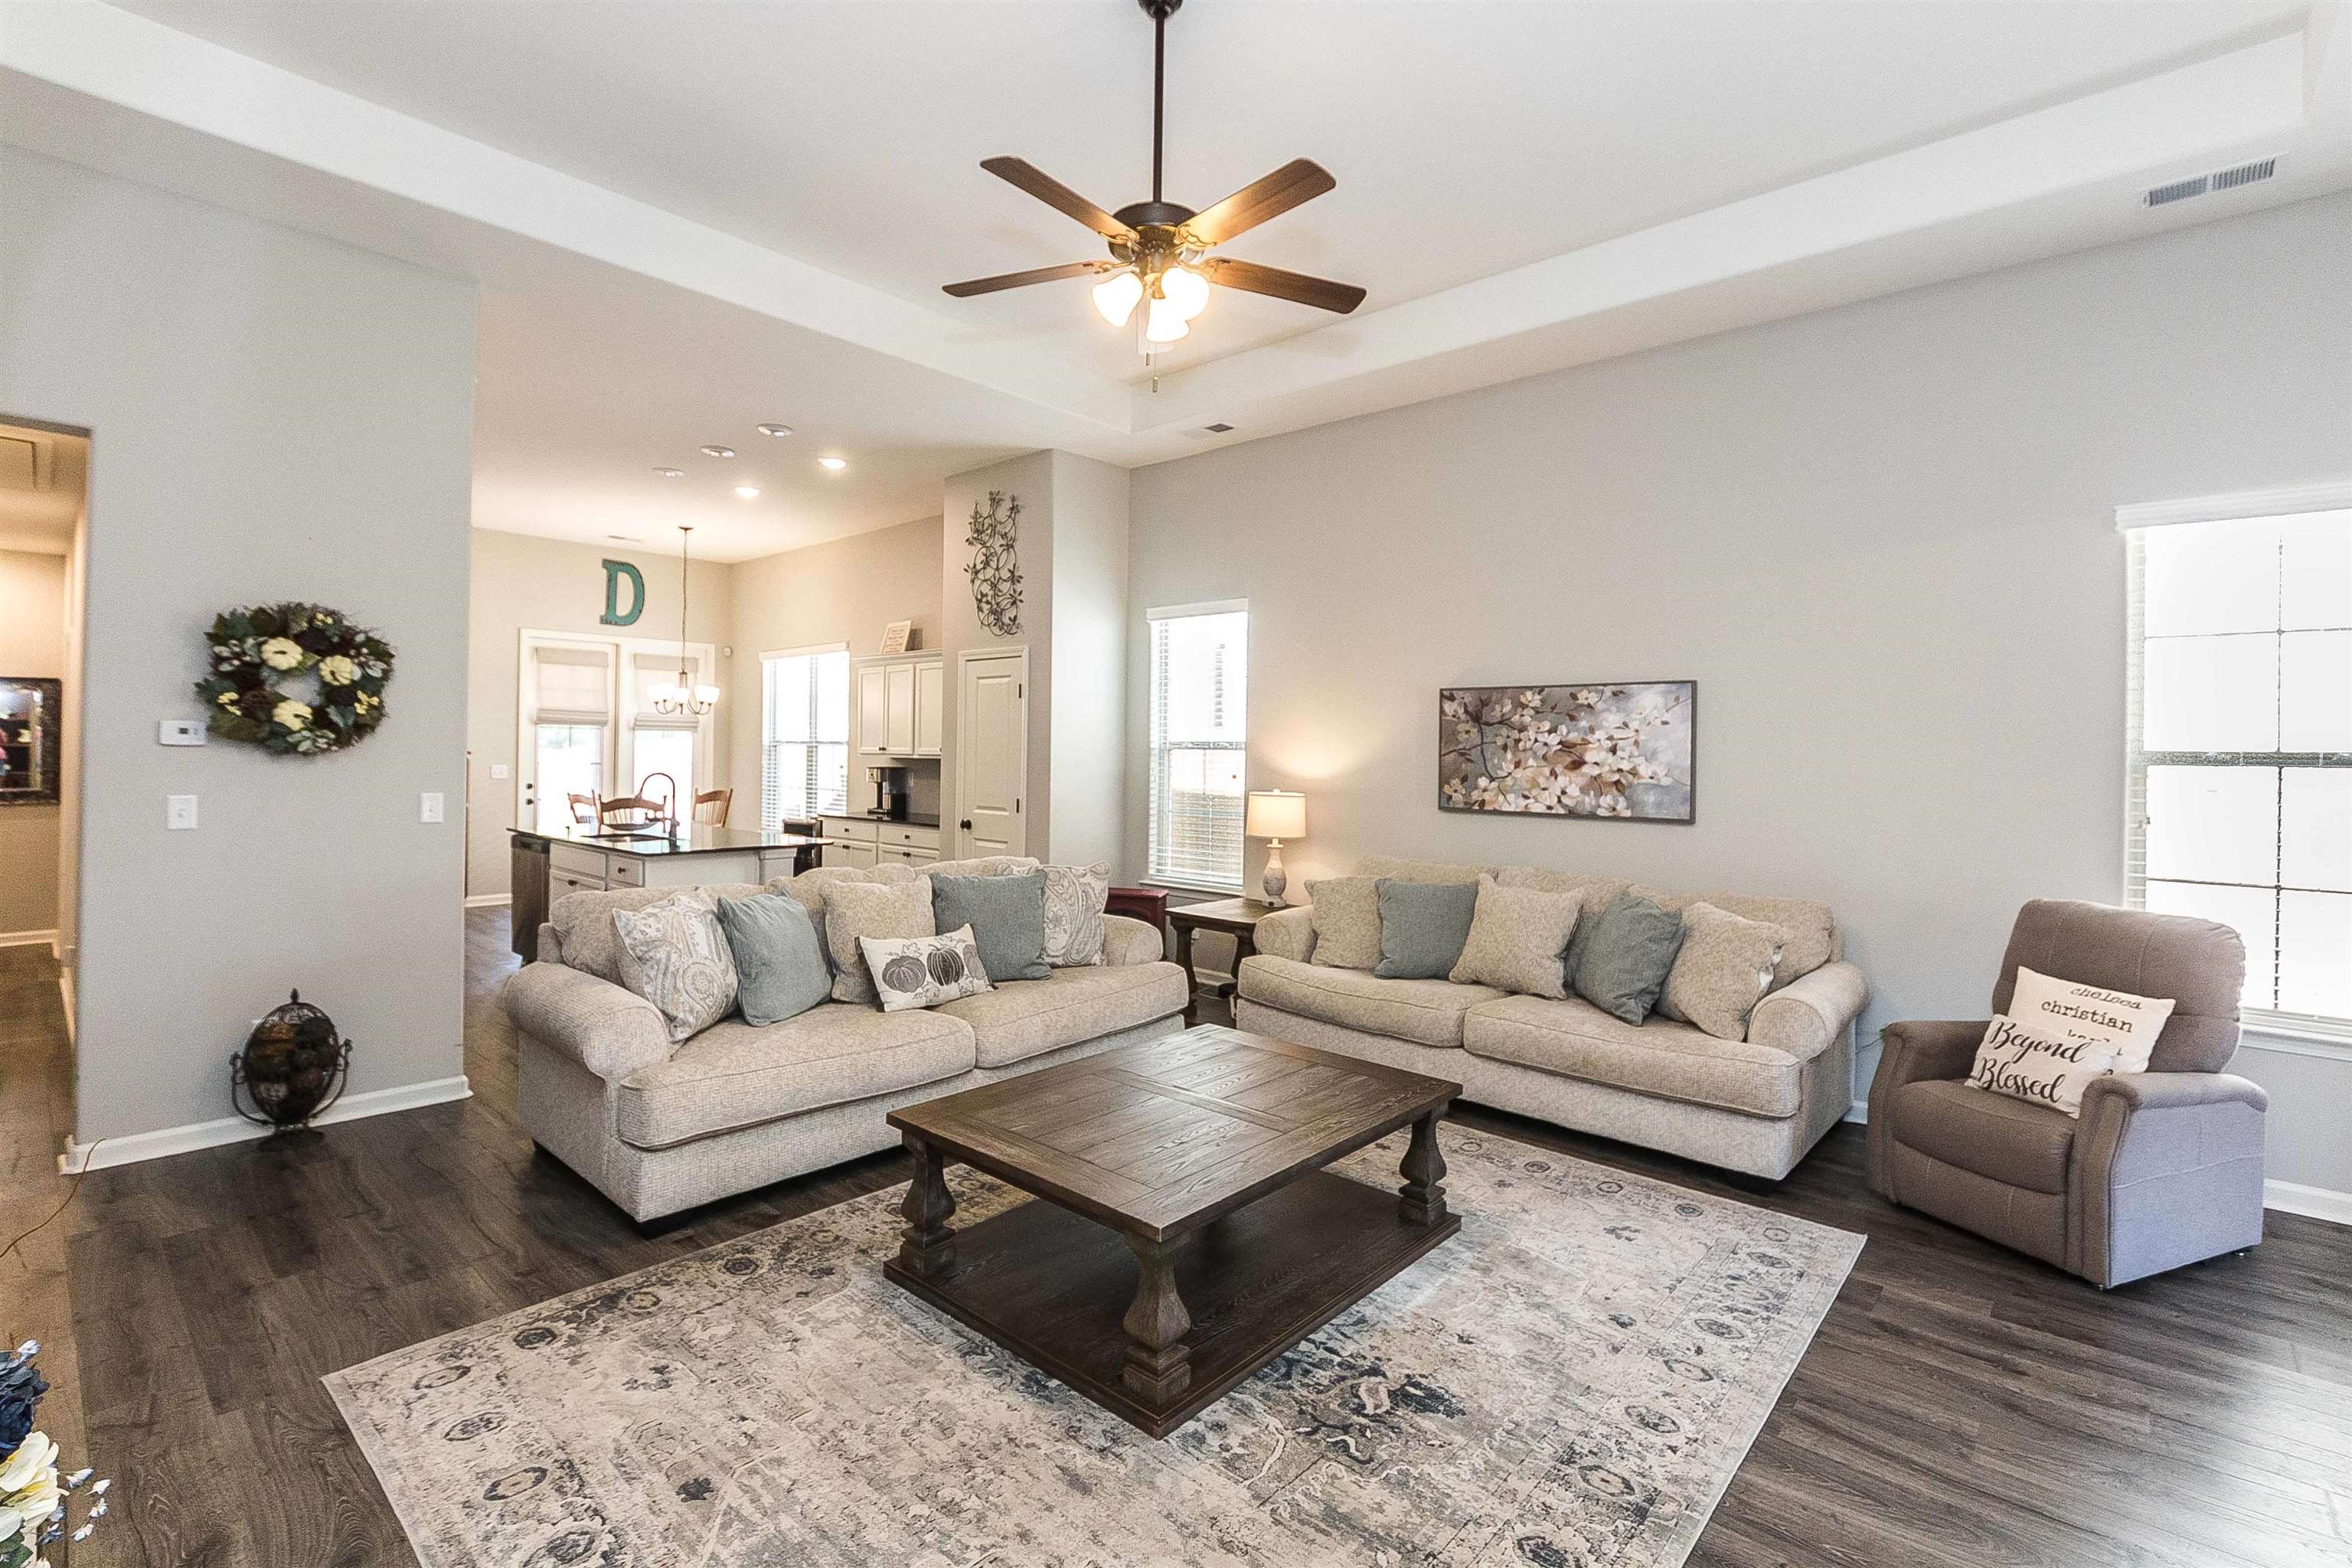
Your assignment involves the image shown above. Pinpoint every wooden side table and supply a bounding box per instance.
[1166,897,1289,1024]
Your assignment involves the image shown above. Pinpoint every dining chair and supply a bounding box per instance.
[693,788,733,827]
[566,792,599,825]
[597,794,668,829]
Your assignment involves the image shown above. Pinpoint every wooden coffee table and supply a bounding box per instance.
[884,1024,1461,1439]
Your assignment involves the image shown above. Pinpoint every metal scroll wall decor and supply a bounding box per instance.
[965,490,1024,637]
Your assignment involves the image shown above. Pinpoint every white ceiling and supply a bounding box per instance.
[5,1,2348,560]
[106,0,2320,383]
[0,423,87,556]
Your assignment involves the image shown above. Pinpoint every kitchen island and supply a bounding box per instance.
[508,824,829,962]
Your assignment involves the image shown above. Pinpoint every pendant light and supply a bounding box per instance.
[651,525,718,716]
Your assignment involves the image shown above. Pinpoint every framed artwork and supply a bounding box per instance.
[0,676,63,807]
[1439,681,1695,823]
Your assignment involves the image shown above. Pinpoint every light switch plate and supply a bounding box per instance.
[489,763,509,780]
[420,791,445,824]
[158,719,207,746]
[167,794,198,831]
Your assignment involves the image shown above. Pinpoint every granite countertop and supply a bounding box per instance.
[512,824,828,858]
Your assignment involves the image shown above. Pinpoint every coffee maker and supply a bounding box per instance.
[867,765,910,821]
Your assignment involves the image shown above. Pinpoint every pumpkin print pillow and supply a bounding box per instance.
[860,925,994,1012]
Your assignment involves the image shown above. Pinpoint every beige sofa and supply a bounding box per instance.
[504,860,1187,1224]
[1233,856,1867,1182]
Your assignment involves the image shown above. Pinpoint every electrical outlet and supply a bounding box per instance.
[420,791,445,824]
[167,794,198,831]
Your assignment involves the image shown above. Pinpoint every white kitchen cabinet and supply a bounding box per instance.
[851,653,945,759]
[913,660,944,757]
[884,663,916,753]
[856,665,890,755]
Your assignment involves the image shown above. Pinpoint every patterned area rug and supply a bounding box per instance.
[328,1129,1861,1567]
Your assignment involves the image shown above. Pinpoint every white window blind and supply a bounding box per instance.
[1148,602,1248,890]
[2123,502,2352,1030]
[762,647,850,828]
[631,652,701,731]
[531,645,611,726]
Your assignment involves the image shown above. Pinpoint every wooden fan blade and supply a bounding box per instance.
[1198,256,1366,314]
[942,260,1119,298]
[1181,159,1335,247]
[980,158,1135,240]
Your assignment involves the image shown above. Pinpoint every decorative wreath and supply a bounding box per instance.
[194,601,396,756]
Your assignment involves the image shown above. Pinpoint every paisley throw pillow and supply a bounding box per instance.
[861,926,995,1013]
[610,890,740,1043]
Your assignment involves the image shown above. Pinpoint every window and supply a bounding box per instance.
[632,728,696,814]
[2125,501,2352,1028]
[1148,602,1248,890]
[528,643,612,831]
[627,652,701,814]
[763,646,850,827]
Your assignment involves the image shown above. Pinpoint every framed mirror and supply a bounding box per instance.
[0,677,63,807]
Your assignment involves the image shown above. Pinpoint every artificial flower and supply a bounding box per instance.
[272,700,312,733]
[214,691,238,708]
[0,1434,53,1497]
[259,637,304,671]
[317,655,358,686]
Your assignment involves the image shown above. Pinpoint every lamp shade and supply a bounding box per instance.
[1244,789,1307,841]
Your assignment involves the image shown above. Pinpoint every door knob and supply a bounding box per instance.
[959,819,973,830]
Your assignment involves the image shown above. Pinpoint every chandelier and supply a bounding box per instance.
[650,524,718,717]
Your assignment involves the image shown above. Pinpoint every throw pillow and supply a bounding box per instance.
[1657,901,1790,1040]
[931,871,1050,983]
[1968,1014,2122,1117]
[610,890,739,1043]
[1374,877,1481,980]
[1448,875,1581,998]
[1570,891,1688,1025]
[822,877,937,1005]
[1040,861,1112,967]
[714,893,831,1027]
[1307,877,1383,970]
[2007,965,2177,1074]
[862,925,994,1013]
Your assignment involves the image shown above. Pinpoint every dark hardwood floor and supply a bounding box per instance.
[4,913,2349,1567]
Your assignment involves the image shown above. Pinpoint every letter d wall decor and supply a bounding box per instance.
[600,559,645,626]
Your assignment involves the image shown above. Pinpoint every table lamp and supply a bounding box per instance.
[1243,790,1308,907]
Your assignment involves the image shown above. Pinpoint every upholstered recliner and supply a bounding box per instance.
[1867,899,2265,1288]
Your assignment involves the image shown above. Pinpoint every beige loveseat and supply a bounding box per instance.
[1233,857,1867,1182]
[505,860,1187,1224]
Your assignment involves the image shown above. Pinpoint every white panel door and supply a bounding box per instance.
[957,652,1027,858]
[856,665,889,754]
[913,660,944,756]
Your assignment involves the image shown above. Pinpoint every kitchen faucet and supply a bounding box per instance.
[640,773,681,838]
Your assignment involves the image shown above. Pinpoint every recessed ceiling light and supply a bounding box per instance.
[652,467,684,479]
[817,456,847,472]
[756,423,794,437]
[734,485,761,499]
[701,445,736,459]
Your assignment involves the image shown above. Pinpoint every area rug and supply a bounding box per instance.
[327,1129,1862,1567]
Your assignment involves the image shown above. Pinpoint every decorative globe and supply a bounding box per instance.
[232,988,352,1138]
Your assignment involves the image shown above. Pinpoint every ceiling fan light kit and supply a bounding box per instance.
[942,0,1366,356]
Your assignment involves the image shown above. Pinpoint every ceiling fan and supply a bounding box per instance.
[942,0,1366,351]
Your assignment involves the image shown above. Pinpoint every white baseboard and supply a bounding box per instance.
[56,971,74,1044]
[0,927,57,949]
[2265,1179,2352,1227]
[463,893,513,909]
[58,1074,472,1173]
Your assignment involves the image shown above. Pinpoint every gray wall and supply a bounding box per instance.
[0,547,67,939]
[2,148,476,1145]
[1125,192,2352,1194]
[1044,451,1131,871]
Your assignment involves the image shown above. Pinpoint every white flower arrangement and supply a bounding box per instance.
[0,1343,108,1568]
[258,636,306,671]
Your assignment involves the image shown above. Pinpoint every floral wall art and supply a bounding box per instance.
[1439,681,1695,822]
